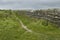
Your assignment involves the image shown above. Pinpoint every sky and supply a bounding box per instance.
[0,0,60,10]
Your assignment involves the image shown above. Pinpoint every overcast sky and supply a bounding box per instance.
[0,0,60,10]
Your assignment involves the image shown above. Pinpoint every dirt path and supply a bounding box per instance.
[13,14,33,33]
[13,14,47,36]
[19,20,33,32]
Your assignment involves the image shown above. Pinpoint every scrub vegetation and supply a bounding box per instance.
[0,9,60,40]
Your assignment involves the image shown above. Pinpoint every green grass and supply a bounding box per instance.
[17,13,60,40]
[0,12,26,40]
[0,10,60,40]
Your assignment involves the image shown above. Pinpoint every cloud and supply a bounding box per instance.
[0,0,60,9]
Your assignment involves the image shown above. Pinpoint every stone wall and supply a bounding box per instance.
[26,9,60,26]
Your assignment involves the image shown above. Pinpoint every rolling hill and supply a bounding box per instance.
[0,9,60,40]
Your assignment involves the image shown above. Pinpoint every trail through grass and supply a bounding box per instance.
[16,13,60,40]
[0,11,60,40]
[12,13,33,33]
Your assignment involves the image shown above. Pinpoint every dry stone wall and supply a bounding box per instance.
[26,9,60,26]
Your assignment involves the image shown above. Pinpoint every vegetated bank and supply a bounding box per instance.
[0,9,60,40]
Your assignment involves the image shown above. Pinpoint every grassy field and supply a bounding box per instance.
[0,10,60,40]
